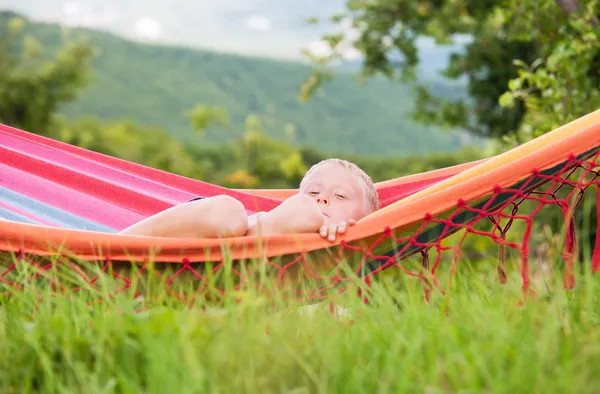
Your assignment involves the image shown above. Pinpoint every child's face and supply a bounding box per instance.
[300,164,367,223]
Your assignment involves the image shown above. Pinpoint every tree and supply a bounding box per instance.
[0,13,95,137]
[303,0,600,144]
[186,104,229,135]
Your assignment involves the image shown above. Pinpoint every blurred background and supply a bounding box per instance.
[0,0,597,191]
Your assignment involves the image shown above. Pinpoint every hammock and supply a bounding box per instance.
[2,109,600,302]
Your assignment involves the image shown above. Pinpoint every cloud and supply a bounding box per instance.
[306,40,331,57]
[63,1,80,16]
[306,39,361,60]
[244,14,272,31]
[305,18,363,61]
[61,0,118,28]
[134,17,162,39]
[341,47,361,60]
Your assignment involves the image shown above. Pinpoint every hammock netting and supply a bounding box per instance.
[2,109,600,306]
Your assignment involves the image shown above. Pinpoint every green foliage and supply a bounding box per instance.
[48,111,317,190]
[0,12,475,157]
[306,0,600,143]
[186,104,229,135]
[51,108,484,190]
[51,115,203,180]
[0,13,94,137]
[498,0,600,145]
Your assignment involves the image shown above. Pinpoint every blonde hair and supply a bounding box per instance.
[299,158,380,214]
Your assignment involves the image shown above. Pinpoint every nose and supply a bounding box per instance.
[316,196,329,206]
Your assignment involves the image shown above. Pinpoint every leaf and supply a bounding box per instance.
[507,78,522,91]
[498,92,515,108]
[513,59,528,68]
[280,151,307,179]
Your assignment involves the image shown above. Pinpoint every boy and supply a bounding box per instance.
[119,158,380,242]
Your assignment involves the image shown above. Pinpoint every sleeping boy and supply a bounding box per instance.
[119,158,380,242]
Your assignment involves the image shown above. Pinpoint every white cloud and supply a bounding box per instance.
[63,1,80,16]
[306,39,362,60]
[303,15,365,61]
[60,1,117,28]
[341,46,361,60]
[307,40,332,57]
[135,17,162,39]
[244,14,272,31]
[340,17,353,29]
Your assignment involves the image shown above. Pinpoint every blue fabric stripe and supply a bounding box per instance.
[0,187,117,233]
[0,207,41,225]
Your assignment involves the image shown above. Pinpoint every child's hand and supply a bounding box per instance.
[319,219,356,242]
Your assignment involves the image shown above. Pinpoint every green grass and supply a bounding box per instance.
[0,251,598,393]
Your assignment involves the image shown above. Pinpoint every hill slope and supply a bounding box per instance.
[4,13,474,156]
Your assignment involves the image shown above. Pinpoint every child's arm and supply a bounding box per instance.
[246,194,324,237]
[120,195,248,238]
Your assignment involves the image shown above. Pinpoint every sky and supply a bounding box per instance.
[0,0,356,59]
[0,0,469,80]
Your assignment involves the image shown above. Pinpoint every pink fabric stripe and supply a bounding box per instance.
[0,162,145,230]
[0,143,181,216]
[0,145,174,217]
[1,132,197,204]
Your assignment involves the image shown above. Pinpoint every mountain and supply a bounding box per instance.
[1,12,476,156]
